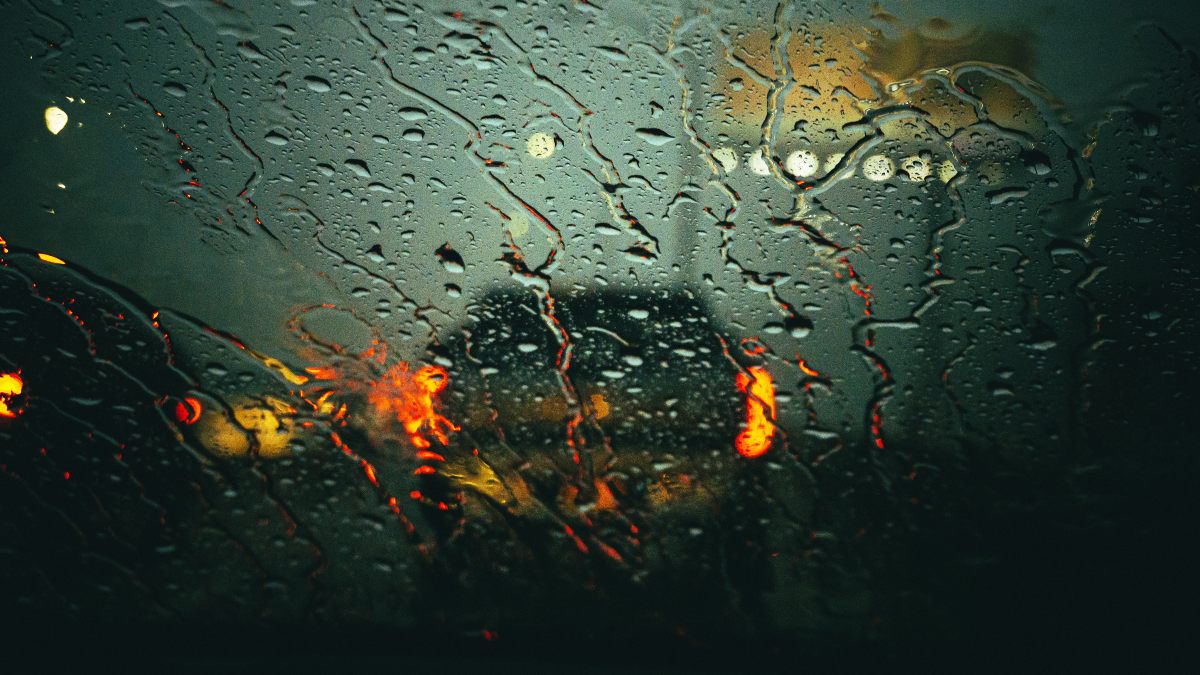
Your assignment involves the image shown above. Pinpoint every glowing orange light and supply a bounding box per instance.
[298,354,459,453]
[592,479,619,510]
[304,365,339,380]
[365,362,459,449]
[0,371,25,418]
[735,366,776,458]
[36,252,66,265]
[589,392,610,420]
[797,358,821,378]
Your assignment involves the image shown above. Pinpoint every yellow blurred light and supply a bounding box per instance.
[194,396,296,458]
[44,106,68,135]
[0,372,24,419]
[589,393,610,420]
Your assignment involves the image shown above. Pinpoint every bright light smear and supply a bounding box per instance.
[735,366,776,458]
[44,106,68,135]
[363,363,458,449]
[37,252,66,265]
[0,372,25,419]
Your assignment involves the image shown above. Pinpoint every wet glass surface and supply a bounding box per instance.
[1,0,1198,669]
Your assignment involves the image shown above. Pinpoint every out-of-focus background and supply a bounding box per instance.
[1,0,1198,670]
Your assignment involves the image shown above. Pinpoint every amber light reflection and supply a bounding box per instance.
[368,362,459,448]
[304,359,458,451]
[735,366,776,458]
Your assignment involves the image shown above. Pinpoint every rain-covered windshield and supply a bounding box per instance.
[2,0,1198,669]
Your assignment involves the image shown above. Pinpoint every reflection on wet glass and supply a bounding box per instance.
[1,0,1197,665]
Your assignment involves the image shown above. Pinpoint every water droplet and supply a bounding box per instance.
[264,130,289,146]
[344,159,371,178]
[435,243,465,273]
[304,76,331,92]
[399,107,428,121]
[635,128,675,146]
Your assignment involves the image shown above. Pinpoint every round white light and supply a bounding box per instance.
[900,156,931,181]
[862,154,895,181]
[785,149,819,178]
[526,132,555,159]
